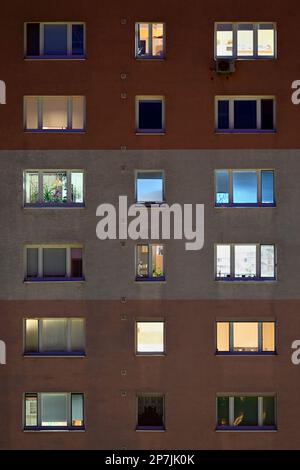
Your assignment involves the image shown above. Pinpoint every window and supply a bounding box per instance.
[25,245,83,281]
[137,394,165,430]
[215,244,275,280]
[136,244,165,281]
[136,321,165,354]
[215,23,276,59]
[24,318,85,355]
[24,393,84,430]
[216,321,275,354]
[216,395,276,430]
[24,171,84,207]
[215,170,275,206]
[135,23,165,58]
[24,96,85,131]
[135,171,164,204]
[215,97,275,132]
[136,96,165,134]
[25,23,85,58]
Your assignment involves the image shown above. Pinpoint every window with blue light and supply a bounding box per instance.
[136,171,164,204]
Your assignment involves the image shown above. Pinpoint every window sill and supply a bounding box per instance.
[24,203,85,209]
[24,130,86,134]
[25,56,86,60]
[135,202,166,207]
[136,131,166,135]
[136,427,165,432]
[215,130,276,134]
[24,427,85,432]
[215,352,277,356]
[24,353,86,357]
[135,56,166,61]
[135,277,166,283]
[24,277,85,283]
[215,277,276,282]
[215,56,276,61]
[215,203,276,208]
[216,426,277,432]
[136,352,166,357]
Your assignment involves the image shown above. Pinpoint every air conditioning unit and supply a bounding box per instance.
[216,59,235,74]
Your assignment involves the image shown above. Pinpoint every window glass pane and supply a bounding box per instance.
[234,396,258,426]
[43,248,66,277]
[41,393,68,426]
[260,245,275,278]
[262,322,275,352]
[25,395,37,426]
[234,100,257,129]
[137,23,149,56]
[215,170,229,204]
[25,97,38,130]
[216,245,231,277]
[27,248,38,277]
[217,396,229,426]
[136,245,149,278]
[233,171,257,204]
[25,172,39,204]
[237,24,254,56]
[138,100,163,130]
[258,24,275,56]
[137,322,164,353]
[70,318,85,352]
[261,171,274,204]
[263,396,275,425]
[71,248,83,278]
[234,245,256,278]
[138,396,164,428]
[42,96,68,130]
[216,24,233,57]
[26,23,40,56]
[152,23,164,56]
[71,394,84,426]
[43,172,67,204]
[137,172,163,203]
[261,99,274,130]
[25,319,39,352]
[217,100,229,129]
[72,96,85,130]
[41,319,68,352]
[72,24,84,55]
[152,245,164,278]
[44,24,68,55]
[233,322,258,352]
[216,322,229,352]
[71,172,84,203]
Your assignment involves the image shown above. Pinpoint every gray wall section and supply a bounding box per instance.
[0,149,298,300]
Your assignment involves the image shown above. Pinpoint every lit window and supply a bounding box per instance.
[25,245,83,281]
[24,96,85,131]
[136,322,165,354]
[24,170,84,206]
[24,393,84,430]
[215,244,275,280]
[135,23,165,58]
[217,395,276,430]
[136,96,165,134]
[215,23,276,59]
[216,97,275,132]
[136,244,165,281]
[216,321,276,354]
[137,394,165,430]
[215,169,275,206]
[24,318,85,355]
[25,23,85,58]
[136,171,164,204]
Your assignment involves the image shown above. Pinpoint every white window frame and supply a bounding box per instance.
[214,22,277,59]
[24,22,86,59]
[216,395,276,429]
[215,243,276,280]
[135,243,165,281]
[24,96,86,132]
[214,169,275,206]
[135,170,165,204]
[24,170,85,207]
[216,321,276,354]
[24,244,84,281]
[135,320,166,355]
[135,22,166,59]
[136,96,165,134]
[215,96,275,132]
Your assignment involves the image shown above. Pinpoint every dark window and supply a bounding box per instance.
[43,248,66,277]
[26,23,40,56]
[261,99,274,130]
[137,395,164,429]
[71,248,83,277]
[234,396,258,426]
[72,24,84,55]
[218,100,229,129]
[44,24,68,55]
[27,248,38,278]
[138,101,163,131]
[234,100,257,129]
[263,396,275,426]
[217,397,229,426]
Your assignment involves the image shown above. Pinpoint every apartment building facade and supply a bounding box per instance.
[0,0,300,450]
